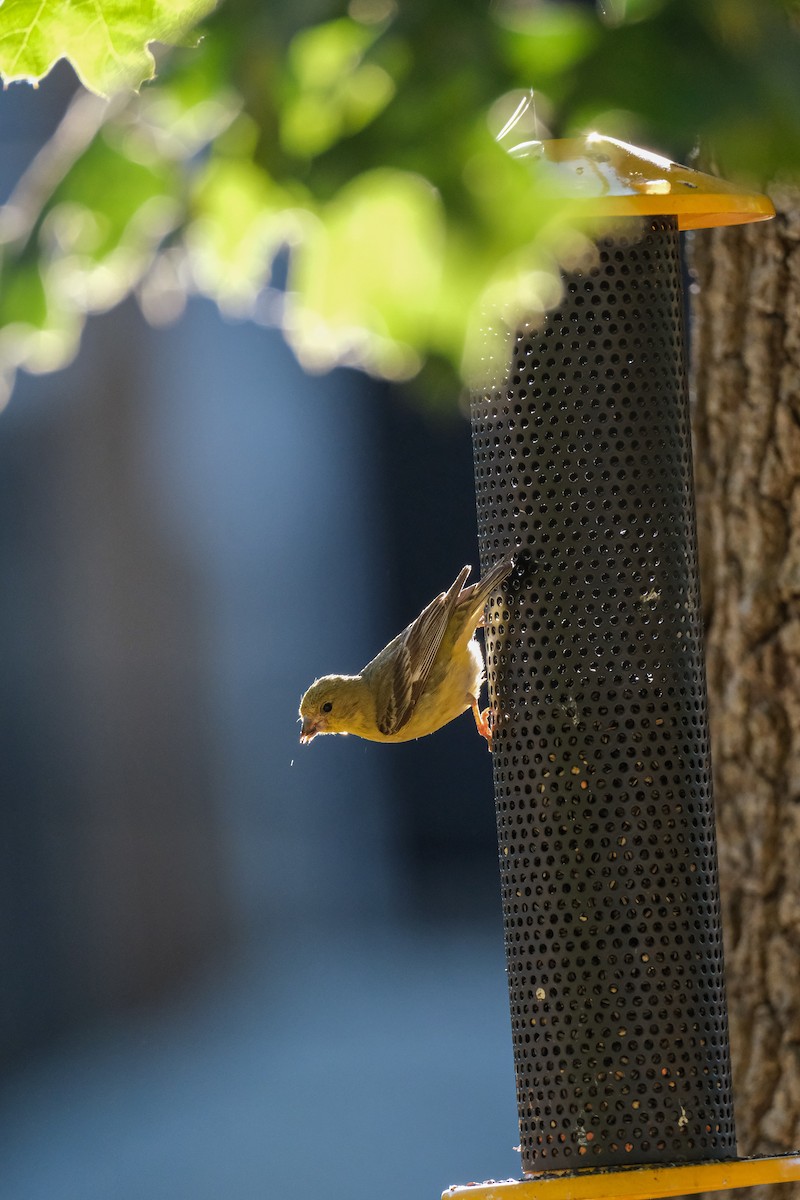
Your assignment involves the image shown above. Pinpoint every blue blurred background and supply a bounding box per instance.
[0,69,520,1199]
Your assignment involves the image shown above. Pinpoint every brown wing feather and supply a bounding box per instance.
[372,565,471,736]
[375,640,412,736]
[368,554,515,738]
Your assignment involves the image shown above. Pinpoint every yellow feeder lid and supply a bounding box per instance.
[444,1152,800,1200]
[511,133,775,229]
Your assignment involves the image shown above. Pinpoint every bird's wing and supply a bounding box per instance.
[370,565,471,736]
[453,552,516,632]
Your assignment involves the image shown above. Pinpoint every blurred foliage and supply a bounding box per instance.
[0,0,217,95]
[1,0,800,405]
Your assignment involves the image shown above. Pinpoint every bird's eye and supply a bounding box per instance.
[322,701,333,713]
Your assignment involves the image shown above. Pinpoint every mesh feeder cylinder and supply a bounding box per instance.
[446,135,800,1198]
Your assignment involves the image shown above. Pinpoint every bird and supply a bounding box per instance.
[298,553,514,748]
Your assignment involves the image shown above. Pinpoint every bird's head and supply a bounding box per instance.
[298,675,364,743]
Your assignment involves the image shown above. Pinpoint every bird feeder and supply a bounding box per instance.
[446,135,800,1199]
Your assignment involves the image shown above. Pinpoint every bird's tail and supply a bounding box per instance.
[458,551,516,629]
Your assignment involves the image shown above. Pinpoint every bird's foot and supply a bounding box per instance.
[471,698,493,749]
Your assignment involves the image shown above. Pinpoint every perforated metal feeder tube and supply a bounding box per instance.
[469,137,776,1179]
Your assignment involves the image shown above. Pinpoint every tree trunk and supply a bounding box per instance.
[692,187,800,1195]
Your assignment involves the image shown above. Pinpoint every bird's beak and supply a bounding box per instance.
[299,717,318,744]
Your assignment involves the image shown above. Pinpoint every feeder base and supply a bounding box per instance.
[444,1153,800,1200]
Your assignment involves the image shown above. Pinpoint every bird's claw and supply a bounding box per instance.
[471,699,494,749]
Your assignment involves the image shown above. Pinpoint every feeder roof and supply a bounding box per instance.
[510,133,774,229]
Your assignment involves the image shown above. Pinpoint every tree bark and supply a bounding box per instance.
[692,187,800,1195]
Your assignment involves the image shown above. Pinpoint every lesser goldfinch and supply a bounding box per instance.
[298,554,514,747]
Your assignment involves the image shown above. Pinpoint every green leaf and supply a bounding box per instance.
[499,2,599,82]
[0,254,82,398]
[29,129,179,315]
[0,255,47,333]
[187,151,299,312]
[287,168,445,379]
[280,17,396,158]
[0,0,218,96]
